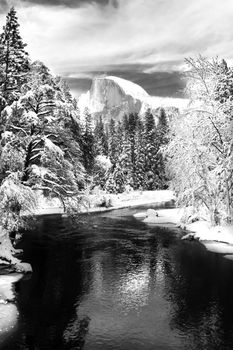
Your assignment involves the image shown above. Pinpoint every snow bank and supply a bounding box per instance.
[0,273,22,337]
[25,190,175,216]
[201,242,233,254]
[184,221,233,244]
[0,273,22,301]
[32,192,63,215]
[87,190,175,213]
[133,207,184,227]
[182,221,233,259]
[134,206,233,260]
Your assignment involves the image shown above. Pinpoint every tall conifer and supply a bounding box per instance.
[0,7,30,104]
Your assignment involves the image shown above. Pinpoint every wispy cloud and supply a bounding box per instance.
[0,0,233,95]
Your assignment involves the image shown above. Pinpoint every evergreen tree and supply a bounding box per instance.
[127,113,139,187]
[0,63,85,266]
[144,109,158,190]
[94,116,108,156]
[0,7,30,105]
[82,108,95,174]
[106,130,133,193]
[153,108,169,189]
[134,119,146,189]
[108,118,118,166]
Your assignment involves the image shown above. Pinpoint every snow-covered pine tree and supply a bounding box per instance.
[93,155,112,189]
[153,108,169,189]
[134,118,146,189]
[144,108,158,190]
[107,132,133,194]
[127,113,140,188]
[81,108,95,175]
[94,116,108,156]
[0,7,30,105]
[0,61,85,268]
[108,118,118,166]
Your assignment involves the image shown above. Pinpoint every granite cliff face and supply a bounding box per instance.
[88,76,148,121]
[78,75,188,122]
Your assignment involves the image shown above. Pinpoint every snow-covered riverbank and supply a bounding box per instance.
[133,207,233,259]
[26,190,233,260]
[33,190,175,215]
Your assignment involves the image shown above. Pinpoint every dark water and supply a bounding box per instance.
[2,206,233,350]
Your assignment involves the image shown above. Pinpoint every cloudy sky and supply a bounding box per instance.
[1,0,233,98]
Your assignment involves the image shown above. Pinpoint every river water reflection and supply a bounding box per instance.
[1,206,233,349]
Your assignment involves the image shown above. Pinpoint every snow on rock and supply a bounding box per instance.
[134,207,184,227]
[143,208,184,226]
[107,76,149,100]
[78,75,189,122]
[15,262,32,273]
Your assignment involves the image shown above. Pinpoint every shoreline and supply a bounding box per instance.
[20,190,233,263]
[133,207,233,260]
[32,190,175,216]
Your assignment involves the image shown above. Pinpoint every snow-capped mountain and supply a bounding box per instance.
[78,76,189,121]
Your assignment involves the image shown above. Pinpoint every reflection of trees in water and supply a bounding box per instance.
[11,216,92,350]
[163,240,233,349]
[6,214,233,350]
[63,315,90,350]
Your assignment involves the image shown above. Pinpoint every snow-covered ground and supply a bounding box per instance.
[31,190,175,216]
[183,221,233,259]
[88,190,175,212]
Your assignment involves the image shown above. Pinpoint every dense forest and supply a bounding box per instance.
[0,8,232,268]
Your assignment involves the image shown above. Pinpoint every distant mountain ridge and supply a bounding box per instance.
[78,75,189,122]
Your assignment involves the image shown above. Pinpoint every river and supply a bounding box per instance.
[1,205,233,350]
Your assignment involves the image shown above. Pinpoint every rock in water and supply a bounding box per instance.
[146,209,158,218]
